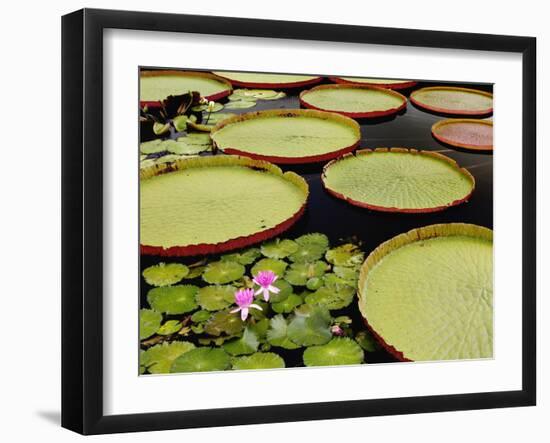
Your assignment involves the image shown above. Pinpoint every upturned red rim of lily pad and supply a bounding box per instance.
[299,84,407,119]
[211,72,323,89]
[410,86,493,116]
[431,118,493,151]
[321,148,475,213]
[139,70,233,109]
[329,77,418,90]
[140,156,309,257]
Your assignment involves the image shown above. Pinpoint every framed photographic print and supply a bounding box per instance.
[61,8,536,435]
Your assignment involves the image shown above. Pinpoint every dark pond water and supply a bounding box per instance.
[140,79,493,366]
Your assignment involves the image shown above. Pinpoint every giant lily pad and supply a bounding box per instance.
[140,156,309,256]
[410,86,493,116]
[287,306,332,346]
[358,223,493,362]
[300,84,407,119]
[232,352,285,370]
[202,261,245,284]
[330,77,417,90]
[142,262,189,287]
[303,338,364,367]
[170,347,231,373]
[211,71,322,89]
[322,148,475,213]
[146,285,198,314]
[432,119,493,151]
[196,285,236,311]
[141,341,195,374]
[139,309,162,340]
[210,109,361,164]
[140,70,232,106]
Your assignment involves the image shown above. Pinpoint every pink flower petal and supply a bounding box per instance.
[268,285,280,294]
[250,304,263,311]
[240,308,249,321]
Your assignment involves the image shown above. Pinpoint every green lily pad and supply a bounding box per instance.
[261,91,287,100]
[184,265,206,279]
[359,223,493,361]
[171,347,231,373]
[196,285,236,311]
[321,149,475,212]
[202,261,245,284]
[210,109,360,164]
[228,94,257,102]
[223,328,259,355]
[157,319,183,335]
[204,310,245,336]
[249,318,270,339]
[142,262,189,287]
[289,233,330,263]
[141,341,195,374]
[272,293,302,314]
[191,102,224,112]
[140,139,165,154]
[325,243,364,267]
[221,247,261,265]
[333,266,359,284]
[224,100,257,109]
[284,261,328,286]
[304,285,355,310]
[266,315,300,350]
[167,138,210,155]
[139,309,162,340]
[147,285,199,314]
[251,258,288,277]
[201,112,234,125]
[232,352,285,370]
[233,89,279,99]
[261,238,299,259]
[355,330,381,352]
[287,306,332,346]
[303,338,364,367]
[153,122,170,135]
[306,277,324,291]
[191,310,211,323]
[323,273,354,288]
[269,279,292,303]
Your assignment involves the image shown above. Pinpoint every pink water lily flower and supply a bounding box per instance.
[253,270,280,302]
[230,288,263,321]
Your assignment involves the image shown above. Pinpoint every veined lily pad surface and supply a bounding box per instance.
[211,71,322,88]
[322,148,475,213]
[300,84,407,118]
[140,156,309,256]
[210,109,361,164]
[358,223,493,362]
[330,77,417,90]
[432,119,493,151]
[410,86,493,116]
[140,70,232,106]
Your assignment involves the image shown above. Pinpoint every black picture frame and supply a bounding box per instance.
[61,8,537,435]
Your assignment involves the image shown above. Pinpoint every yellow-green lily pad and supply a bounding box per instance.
[232,352,285,370]
[303,338,363,367]
[146,285,199,314]
[202,261,245,284]
[260,238,299,259]
[170,347,231,373]
[196,285,236,311]
[141,341,195,374]
[139,309,162,340]
[142,262,189,287]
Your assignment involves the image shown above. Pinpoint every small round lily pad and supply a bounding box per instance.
[204,310,245,336]
[141,341,195,374]
[303,338,364,367]
[284,261,328,286]
[170,347,231,373]
[260,238,299,259]
[142,262,189,287]
[191,102,224,112]
[146,285,199,314]
[287,306,332,346]
[289,233,330,263]
[272,293,303,314]
[232,352,285,370]
[304,285,355,310]
[140,139,165,155]
[196,285,236,311]
[223,328,260,356]
[224,100,257,109]
[202,261,245,284]
[221,248,262,265]
[157,319,183,335]
[168,138,211,155]
[140,309,162,340]
[266,315,301,350]
[322,148,475,213]
[269,279,293,303]
[191,310,211,323]
[251,258,288,277]
[325,243,364,267]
